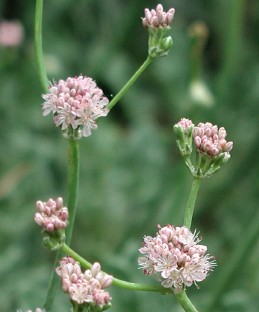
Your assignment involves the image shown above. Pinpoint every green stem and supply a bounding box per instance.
[43,250,62,311]
[183,177,202,229]
[62,243,172,294]
[65,139,80,244]
[175,291,199,312]
[107,55,153,110]
[205,208,259,312]
[43,139,79,310]
[34,0,48,92]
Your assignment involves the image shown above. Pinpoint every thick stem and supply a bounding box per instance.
[107,55,153,110]
[183,177,202,229]
[43,139,79,310]
[61,243,172,294]
[34,0,48,92]
[175,291,199,312]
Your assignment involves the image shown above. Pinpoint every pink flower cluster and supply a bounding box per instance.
[34,197,68,232]
[142,4,175,28]
[56,257,112,307]
[138,225,215,293]
[193,122,233,156]
[42,75,109,137]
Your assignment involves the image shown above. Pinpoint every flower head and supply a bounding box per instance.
[174,118,233,178]
[138,225,215,293]
[142,4,175,29]
[193,122,233,157]
[35,197,68,232]
[57,257,112,310]
[42,75,109,138]
[142,4,175,58]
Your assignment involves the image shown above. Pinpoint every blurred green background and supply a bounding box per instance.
[0,0,259,311]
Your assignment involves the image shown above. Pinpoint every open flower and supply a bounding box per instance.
[56,257,113,310]
[42,75,109,138]
[139,225,216,293]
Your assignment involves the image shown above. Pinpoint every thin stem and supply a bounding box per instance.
[62,243,172,294]
[43,250,62,311]
[107,55,153,110]
[175,291,199,312]
[183,177,202,229]
[34,0,48,92]
[43,139,79,310]
[65,139,80,244]
[205,208,259,312]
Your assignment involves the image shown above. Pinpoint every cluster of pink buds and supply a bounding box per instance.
[142,4,175,58]
[193,122,233,157]
[56,257,113,310]
[142,4,175,29]
[42,75,109,138]
[174,118,233,177]
[35,197,68,232]
[139,225,216,293]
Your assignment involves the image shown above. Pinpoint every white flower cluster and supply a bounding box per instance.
[139,225,216,293]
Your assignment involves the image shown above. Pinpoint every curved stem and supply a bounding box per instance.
[183,177,202,229]
[175,291,199,312]
[62,243,172,294]
[34,0,48,92]
[107,55,153,110]
[43,139,79,310]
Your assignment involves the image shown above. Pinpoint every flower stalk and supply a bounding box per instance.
[107,55,153,110]
[34,0,48,92]
[175,291,199,312]
[61,243,172,294]
[183,177,202,229]
[43,139,79,310]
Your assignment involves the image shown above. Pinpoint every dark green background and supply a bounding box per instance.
[0,0,258,311]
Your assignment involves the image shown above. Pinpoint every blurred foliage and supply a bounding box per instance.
[0,0,259,311]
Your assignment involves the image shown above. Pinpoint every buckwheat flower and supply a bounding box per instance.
[142,4,175,58]
[138,225,215,293]
[142,4,175,29]
[35,197,68,232]
[42,75,109,138]
[193,122,233,157]
[57,257,112,309]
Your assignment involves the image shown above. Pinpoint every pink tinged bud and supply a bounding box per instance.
[224,141,233,152]
[99,274,113,288]
[91,262,101,277]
